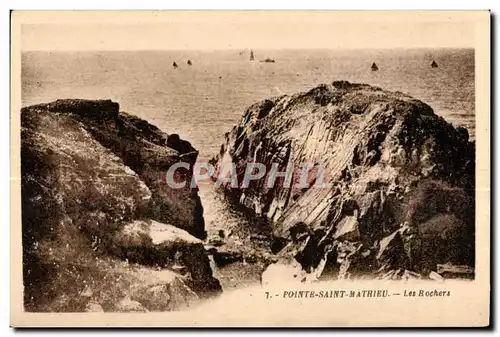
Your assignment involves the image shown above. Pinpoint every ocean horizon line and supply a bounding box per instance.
[20,46,475,53]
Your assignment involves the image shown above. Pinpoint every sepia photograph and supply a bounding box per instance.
[10,10,490,327]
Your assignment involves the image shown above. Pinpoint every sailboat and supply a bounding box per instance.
[431,60,438,68]
[250,50,255,61]
[187,60,192,66]
[371,62,379,71]
[173,62,178,69]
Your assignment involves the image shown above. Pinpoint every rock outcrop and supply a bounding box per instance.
[21,99,221,312]
[212,81,475,280]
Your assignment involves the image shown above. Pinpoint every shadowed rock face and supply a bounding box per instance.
[24,99,204,238]
[213,81,475,280]
[21,99,221,312]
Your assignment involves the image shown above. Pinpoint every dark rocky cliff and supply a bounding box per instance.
[21,99,221,312]
[213,81,475,280]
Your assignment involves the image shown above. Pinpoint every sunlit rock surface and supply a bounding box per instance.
[213,81,475,280]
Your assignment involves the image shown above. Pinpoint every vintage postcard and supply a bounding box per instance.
[10,10,490,327]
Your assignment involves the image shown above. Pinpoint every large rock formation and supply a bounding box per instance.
[213,81,475,280]
[21,99,221,312]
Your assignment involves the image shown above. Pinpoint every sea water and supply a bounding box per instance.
[22,48,475,158]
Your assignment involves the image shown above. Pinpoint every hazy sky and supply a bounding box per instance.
[18,11,478,51]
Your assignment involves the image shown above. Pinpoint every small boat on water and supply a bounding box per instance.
[261,58,276,63]
[250,50,255,61]
[187,60,192,66]
[431,60,438,68]
[173,62,178,69]
[371,62,379,71]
